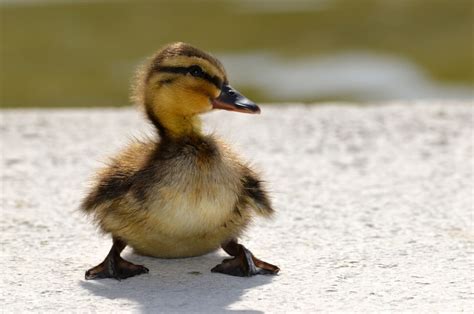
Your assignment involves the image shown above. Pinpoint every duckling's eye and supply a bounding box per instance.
[189,65,204,77]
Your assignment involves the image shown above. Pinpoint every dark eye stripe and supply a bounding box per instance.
[156,66,223,89]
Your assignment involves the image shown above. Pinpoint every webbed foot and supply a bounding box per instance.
[85,238,149,280]
[85,257,149,280]
[211,240,279,277]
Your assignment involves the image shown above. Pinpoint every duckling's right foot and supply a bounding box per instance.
[85,238,149,280]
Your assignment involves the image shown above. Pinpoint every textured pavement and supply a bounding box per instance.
[1,102,473,312]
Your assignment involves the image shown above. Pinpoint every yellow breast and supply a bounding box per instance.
[108,141,247,258]
[147,176,239,236]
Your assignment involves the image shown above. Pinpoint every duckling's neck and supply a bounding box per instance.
[148,108,203,140]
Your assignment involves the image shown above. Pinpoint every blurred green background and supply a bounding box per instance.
[1,0,473,108]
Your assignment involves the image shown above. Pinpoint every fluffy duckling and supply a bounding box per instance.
[82,42,279,279]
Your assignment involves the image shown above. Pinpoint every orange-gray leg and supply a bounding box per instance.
[211,239,279,277]
[85,238,149,280]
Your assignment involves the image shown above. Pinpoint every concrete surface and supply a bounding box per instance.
[1,102,473,312]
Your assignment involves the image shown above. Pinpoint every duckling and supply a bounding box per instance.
[81,42,279,279]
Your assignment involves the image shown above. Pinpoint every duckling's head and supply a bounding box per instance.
[134,42,259,137]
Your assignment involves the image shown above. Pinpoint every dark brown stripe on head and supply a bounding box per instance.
[155,65,223,89]
[147,42,227,81]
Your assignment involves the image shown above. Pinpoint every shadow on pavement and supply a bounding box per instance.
[80,251,275,313]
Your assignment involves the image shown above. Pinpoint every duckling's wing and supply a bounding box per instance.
[81,140,156,213]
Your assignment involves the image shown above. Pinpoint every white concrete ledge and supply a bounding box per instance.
[1,102,473,312]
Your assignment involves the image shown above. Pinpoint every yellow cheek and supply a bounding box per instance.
[181,91,213,114]
[149,77,220,115]
[180,81,218,112]
[207,84,221,99]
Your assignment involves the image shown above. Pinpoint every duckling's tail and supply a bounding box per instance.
[242,175,274,218]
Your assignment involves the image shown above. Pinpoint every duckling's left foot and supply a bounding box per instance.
[211,239,279,277]
[85,238,149,280]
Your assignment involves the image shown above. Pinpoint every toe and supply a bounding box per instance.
[211,259,246,277]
